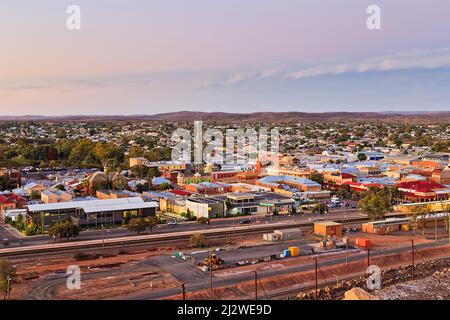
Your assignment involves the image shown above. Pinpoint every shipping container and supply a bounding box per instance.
[355,238,372,249]
[289,246,300,257]
[283,249,291,257]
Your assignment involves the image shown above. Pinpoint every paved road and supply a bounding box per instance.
[0,224,12,241]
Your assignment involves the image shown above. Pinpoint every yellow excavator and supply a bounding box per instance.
[198,253,224,270]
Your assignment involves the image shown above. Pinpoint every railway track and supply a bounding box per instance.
[0,215,402,258]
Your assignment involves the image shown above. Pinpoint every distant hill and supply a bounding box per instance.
[0,111,449,123]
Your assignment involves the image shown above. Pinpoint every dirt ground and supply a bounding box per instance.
[168,244,450,300]
[6,229,450,300]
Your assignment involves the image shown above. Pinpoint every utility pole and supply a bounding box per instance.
[345,228,349,265]
[181,283,186,300]
[6,276,11,300]
[411,240,415,279]
[41,213,44,236]
[314,258,318,300]
[101,224,105,257]
[254,271,258,300]
[209,250,213,292]
[435,215,438,240]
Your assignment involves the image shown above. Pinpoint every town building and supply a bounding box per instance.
[26,197,158,228]
[256,175,322,193]
[185,182,232,195]
[129,158,187,172]
[396,180,450,203]
[314,221,343,237]
[41,188,73,203]
[0,193,27,214]
[185,197,225,219]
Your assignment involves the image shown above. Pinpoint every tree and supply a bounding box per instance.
[197,217,210,229]
[144,216,160,234]
[130,165,148,180]
[55,184,65,191]
[68,139,97,168]
[48,220,80,241]
[147,167,161,179]
[312,203,328,214]
[0,259,16,299]
[336,184,352,200]
[13,214,26,232]
[127,218,148,235]
[359,190,391,221]
[94,141,118,169]
[409,205,429,235]
[357,153,367,161]
[0,175,10,191]
[309,172,324,185]
[190,233,208,248]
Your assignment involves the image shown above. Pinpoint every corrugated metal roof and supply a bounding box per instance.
[27,197,145,212]
[83,202,158,213]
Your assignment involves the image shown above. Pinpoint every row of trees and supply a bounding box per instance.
[126,216,161,235]
[48,220,80,241]
[0,139,173,170]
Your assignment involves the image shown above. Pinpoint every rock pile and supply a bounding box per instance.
[290,258,450,300]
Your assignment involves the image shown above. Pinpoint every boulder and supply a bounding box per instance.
[343,287,380,300]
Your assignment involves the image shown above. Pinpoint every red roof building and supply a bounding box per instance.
[396,180,450,203]
[0,193,27,213]
[170,190,192,197]
[342,181,384,192]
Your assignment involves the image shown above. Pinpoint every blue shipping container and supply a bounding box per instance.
[283,249,291,257]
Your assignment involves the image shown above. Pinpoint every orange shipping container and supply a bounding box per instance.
[355,238,372,249]
[289,246,300,257]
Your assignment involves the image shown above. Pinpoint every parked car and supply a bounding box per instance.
[239,219,252,224]
[168,220,178,225]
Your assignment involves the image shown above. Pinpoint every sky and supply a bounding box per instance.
[1,0,450,115]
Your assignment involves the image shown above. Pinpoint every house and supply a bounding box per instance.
[96,189,137,200]
[0,193,27,214]
[85,171,130,195]
[41,189,73,203]
[324,171,357,186]
[18,181,48,198]
[357,165,382,176]
[430,167,450,185]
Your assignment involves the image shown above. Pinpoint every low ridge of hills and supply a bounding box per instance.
[1,111,449,123]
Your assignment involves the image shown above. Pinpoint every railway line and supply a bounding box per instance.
[0,215,381,258]
[0,212,409,259]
